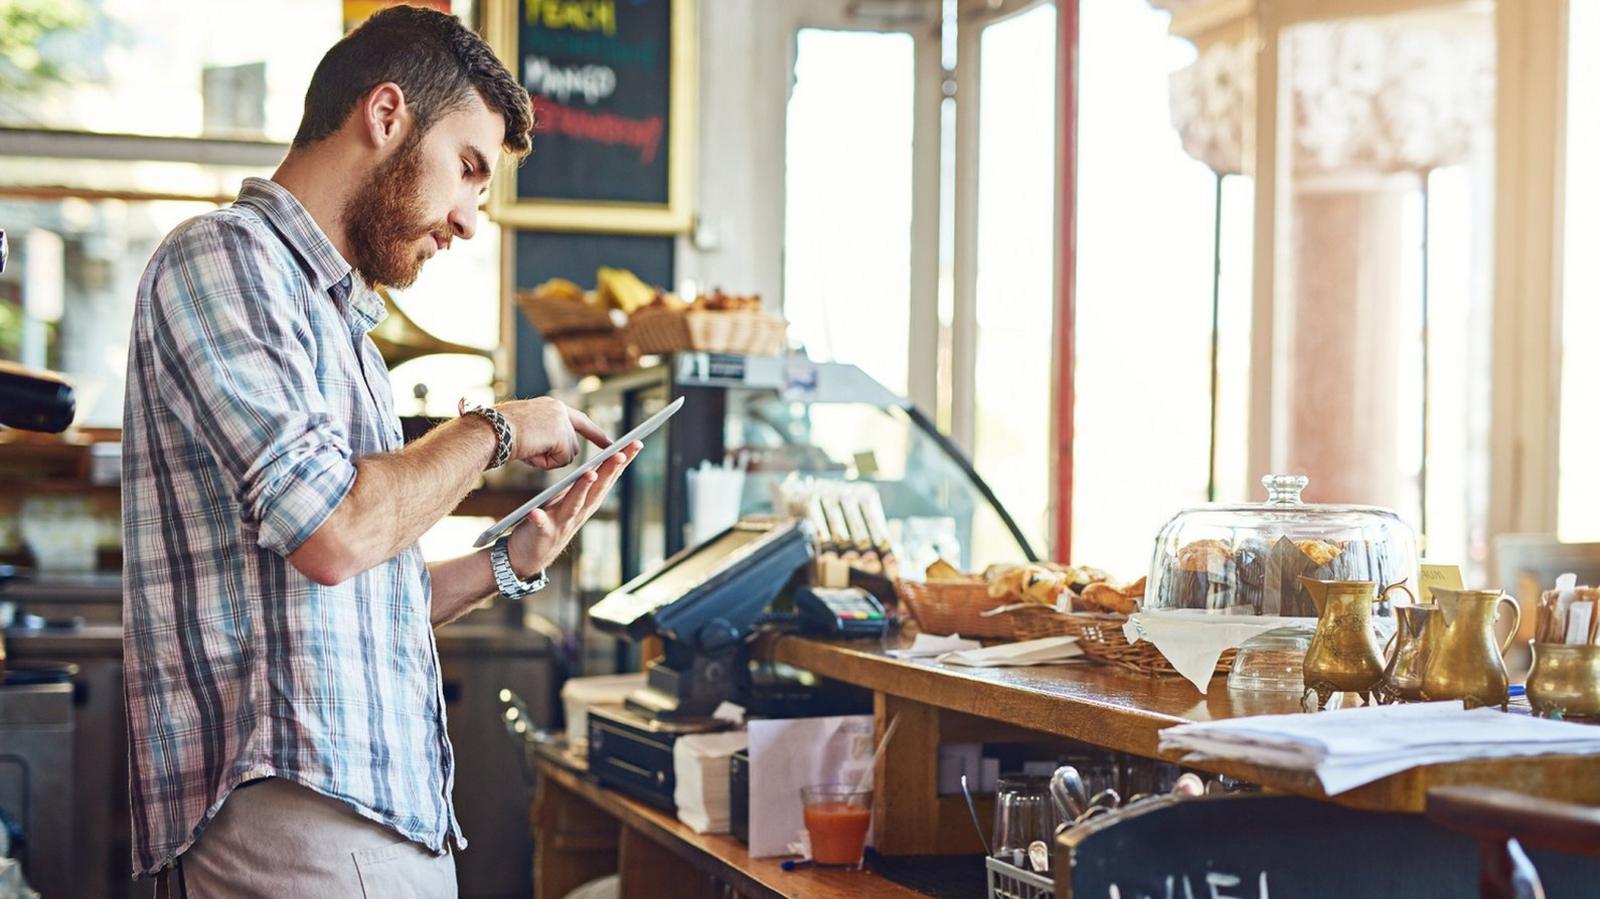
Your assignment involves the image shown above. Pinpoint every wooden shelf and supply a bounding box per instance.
[757,635,1600,815]
[0,479,119,496]
[535,754,930,899]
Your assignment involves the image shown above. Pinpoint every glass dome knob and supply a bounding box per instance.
[1262,474,1309,505]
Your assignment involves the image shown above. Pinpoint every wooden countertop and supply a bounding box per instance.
[758,635,1600,814]
[536,754,930,899]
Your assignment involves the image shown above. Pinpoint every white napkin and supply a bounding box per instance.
[887,632,980,659]
[1159,701,1600,794]
[673,731,750,834]
[1123,611,1310,692]
[938,635,1084,667]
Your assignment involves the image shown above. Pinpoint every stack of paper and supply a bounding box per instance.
[1159,701,1600,794]
[938,635,1084,667]
[673,731,749,834]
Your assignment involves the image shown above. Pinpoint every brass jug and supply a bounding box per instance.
[1421,588,1522,710]
[1525,642,1600,720]
[1379,602,1439,703]
[1301,578,1411,710]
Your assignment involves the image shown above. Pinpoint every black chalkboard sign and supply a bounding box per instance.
[487,0,693,233]
[1061,795,1599,899]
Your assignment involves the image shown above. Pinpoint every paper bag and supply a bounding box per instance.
[745,715,875,858]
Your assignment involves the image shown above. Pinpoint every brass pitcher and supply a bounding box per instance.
[1301,578,1411,710]
[1525,642,1600,720]
[1421,588,1522,710]
[1379,601,1439,703]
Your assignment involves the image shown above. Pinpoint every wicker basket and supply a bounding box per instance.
[549,332,638,377]
[895,578,1065,640]
[516,291,617,336]
[629,308,788,356]
[1013,611,1237,677]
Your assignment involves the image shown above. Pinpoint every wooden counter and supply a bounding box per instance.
[533,752,932,899]
[757,635,1600,825]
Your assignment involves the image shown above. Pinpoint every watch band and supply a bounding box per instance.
[490,536,547,599]
[459,400,513,470]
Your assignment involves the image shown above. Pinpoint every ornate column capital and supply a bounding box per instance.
[1160,11,1492,177]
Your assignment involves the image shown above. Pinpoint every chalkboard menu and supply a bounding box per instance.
[1061,794,1598,899]
[487,0,694,233]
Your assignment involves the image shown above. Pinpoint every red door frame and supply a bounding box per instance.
[1053,0,1079,562]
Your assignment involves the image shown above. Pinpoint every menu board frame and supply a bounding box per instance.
[484,0,697,234]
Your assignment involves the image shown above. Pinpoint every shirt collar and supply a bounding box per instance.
[233,177,388,333]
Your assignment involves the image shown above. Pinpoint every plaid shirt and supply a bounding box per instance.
[121,177,463,877]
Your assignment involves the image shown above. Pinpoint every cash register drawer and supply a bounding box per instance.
[588,710,677,812]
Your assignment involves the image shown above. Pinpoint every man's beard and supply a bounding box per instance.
[343,136,446,290]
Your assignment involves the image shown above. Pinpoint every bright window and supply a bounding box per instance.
[971,2,1057,560]
[1070,0,1230,578]
[1560,0,1600,541]
[783,28,915,397]
[1,0,341,142]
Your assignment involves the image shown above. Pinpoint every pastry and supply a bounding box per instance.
[1175,539,1231,573]
[693,289,762,312]
[596,266,656,313]
[925,559,961,580]
[532,276,585,303]
[1233,537,1269,591]
[1080,578,1143,615]
[1160,539,1238,610]
[985,564,1029,600]
[1019,568,1067,605]
[1295,539,1342,568]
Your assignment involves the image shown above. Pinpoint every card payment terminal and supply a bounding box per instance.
[795,585,887,638]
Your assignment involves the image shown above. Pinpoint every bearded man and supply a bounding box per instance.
[120,8,635,896]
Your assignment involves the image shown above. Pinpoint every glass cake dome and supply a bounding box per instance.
[1147,475,1420,618]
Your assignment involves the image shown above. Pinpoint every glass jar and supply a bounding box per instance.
[1147,475,1419,692]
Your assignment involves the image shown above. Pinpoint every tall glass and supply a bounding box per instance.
[992,776,1054,868]
[800,784,872,870]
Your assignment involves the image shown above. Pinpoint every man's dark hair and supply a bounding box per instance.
[293,5,532,157]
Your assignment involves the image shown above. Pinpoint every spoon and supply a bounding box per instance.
[1087,788,1121,812]
[1072,805,1112,827]
[1049,766,1082,823]
[1172,772,1205,798]
[1052,765,1088,818]
[960,774,991,856]
[1027,840,1051,873]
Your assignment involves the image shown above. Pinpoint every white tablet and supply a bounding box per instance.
[472,396,684,549]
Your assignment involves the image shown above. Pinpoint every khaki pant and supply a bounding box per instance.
[168,778,457,899]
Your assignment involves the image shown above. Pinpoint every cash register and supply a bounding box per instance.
[590,516,814,721]
[585,516,892,809]
[585,517,814,809]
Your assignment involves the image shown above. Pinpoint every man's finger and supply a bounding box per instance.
[578,444,640,518]
[549,469,598,521]
[568,407,612,449]
[536,483,577,511]
[579,454,628,517]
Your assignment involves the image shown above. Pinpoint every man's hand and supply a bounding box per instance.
[496,397,611,469]
[507,441,641,576]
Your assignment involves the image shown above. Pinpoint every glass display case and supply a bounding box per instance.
[561,354,1037,671]
[1147,474,1420,619]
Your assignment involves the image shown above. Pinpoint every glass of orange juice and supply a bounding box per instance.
[800,784,873,870]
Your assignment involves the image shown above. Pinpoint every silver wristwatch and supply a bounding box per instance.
[490,536,547,599]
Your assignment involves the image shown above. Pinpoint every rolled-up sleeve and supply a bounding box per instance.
[146,216,356,556]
